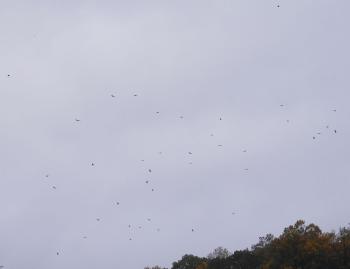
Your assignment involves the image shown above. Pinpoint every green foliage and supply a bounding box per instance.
[160,220,350,269]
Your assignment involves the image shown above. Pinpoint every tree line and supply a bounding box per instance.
[145,220,350,269]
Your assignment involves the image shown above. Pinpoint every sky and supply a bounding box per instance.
[0,1,350,268]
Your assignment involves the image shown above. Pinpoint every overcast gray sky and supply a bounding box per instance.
[1,1,350,268]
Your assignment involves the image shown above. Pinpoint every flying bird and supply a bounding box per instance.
[91,163,95,166]
[52,186,56,189]
[133,94,138,97]
[147,218,151,221]
[191,229,195,232]
[188,152,193,155]
[148,169,152,173]
[334,130,337,134]
[145,180,149,184]
[111,94,116,98]
[75,118,80,122]
[116,202,120,205]
[56,252,59,256]
[96,218,100,221]
[217,144,223,147]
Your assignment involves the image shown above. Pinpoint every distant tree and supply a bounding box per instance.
[207,247,232,259]
[172,255,207,269]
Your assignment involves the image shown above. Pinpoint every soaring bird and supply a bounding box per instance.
[133,94,138,97]
[334,130,337,134]
[145,180,149,184]
[111,94,116,98]
[75,118,80,122]
[52,186,56,190]
[147,218,151,221]
[191,229,194,232]
[56,252,59,256]
[116,202,120,205]
[96,218,100,221]
[7,74,10,77]
[148,169,152,173]
[188,152,193,155]
[91,163,95,166]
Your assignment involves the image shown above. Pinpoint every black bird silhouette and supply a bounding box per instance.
[116,202,120,205]
[242,150,247,153]
[334,130,337,134]
[145,180,149,184]
[83,236,87,239]
[217,144,223,147]
[313,136,316,140]
[96,218,100,221]
[180,116,184,119]
[111,94,116,98]
[188,152,193,155]
[91,163,95,166]
[133,94,138,97]
[148,169,152,173]
[147,218,151,221]
[156,111,160,114]
[52,186,56,189]
[151,188,154,192]
[45,174,49,178]
[75,118,80,122]
[191,229,194,232]
[219,117,222,120]
[332,109,337,112]
[56,252,59,256]
[7,74,10,77]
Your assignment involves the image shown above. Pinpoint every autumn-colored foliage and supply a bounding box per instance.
[146,220,350,269]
